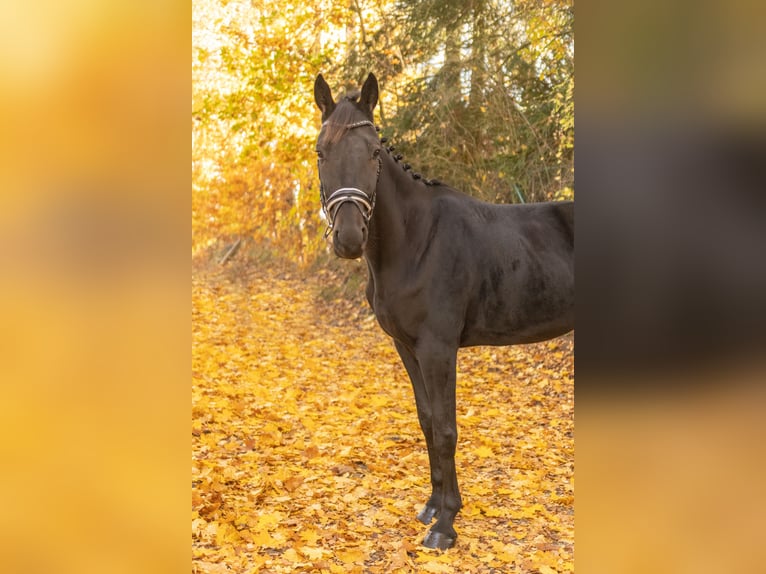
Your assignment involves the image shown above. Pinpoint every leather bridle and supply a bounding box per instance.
[317,120,381,237]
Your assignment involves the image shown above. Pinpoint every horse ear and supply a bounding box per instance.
[359,72,379,117]
[314,74,335,121]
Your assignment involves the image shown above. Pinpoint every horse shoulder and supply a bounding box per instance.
[426,193,487,246]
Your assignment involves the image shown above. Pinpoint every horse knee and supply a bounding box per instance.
[417,413,433,435]
[434,428,457,457]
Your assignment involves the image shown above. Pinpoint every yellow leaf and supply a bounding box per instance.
[521,503,544,518]
[282,548,299,562]
[255,511,284,529]
[474,445,494,458]
[479,553,497,564]
[251,528,276,547]
[300,546,328,560]
[214,522,240,546]
[497,488,521,498]
[337,548,366,564]
[539,566,558,574]
[369,394,389,407]
[299,529,321,545]
[491,541,520,563]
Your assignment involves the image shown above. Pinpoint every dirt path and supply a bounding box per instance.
[192,263,573,573]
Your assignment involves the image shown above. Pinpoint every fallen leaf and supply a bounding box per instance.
[300,546,328,560]
[336,548,366,564]
[474,445,494,458]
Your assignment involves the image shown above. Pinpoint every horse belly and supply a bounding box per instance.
[461,268,574,347]
[461,305,573,346]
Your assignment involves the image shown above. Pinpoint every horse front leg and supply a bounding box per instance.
[417,339,461,550]
[393,340,442,525]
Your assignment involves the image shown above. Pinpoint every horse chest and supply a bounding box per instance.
[370,291,417,344]
[371,296,400,338]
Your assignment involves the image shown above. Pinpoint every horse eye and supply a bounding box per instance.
[316,150,324,159]
[372,148,381,159]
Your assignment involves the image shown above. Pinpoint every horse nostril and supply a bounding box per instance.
[362,226,368,243]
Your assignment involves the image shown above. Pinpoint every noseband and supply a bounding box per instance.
[318,120,381,237]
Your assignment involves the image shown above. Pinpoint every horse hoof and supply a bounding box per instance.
[416,505,439,525]
[423,530,456,550]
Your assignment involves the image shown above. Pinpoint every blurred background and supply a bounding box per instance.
[576,0,766,572]
[0,2,187,573]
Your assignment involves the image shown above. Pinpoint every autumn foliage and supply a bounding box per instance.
[192,0,573,264]
[192,262,573,572]
[192,0,574,570]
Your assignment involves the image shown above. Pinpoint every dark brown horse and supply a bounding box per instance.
[313,72,574,549]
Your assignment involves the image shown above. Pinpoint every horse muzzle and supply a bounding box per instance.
[331,203,368,259]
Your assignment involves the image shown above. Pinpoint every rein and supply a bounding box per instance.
[318,120,381,237]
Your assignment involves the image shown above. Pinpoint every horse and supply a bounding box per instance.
[313,72,574,550]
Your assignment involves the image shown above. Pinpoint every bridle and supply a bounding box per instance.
[318,120,382,237]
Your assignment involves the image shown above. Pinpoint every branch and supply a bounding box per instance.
[351,0,368,47]
[219,237,242,265]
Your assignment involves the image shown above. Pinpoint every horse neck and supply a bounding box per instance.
[364,151,424,270]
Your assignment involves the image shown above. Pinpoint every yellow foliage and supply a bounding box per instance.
[473,445,494,458]
[192,263,574,572]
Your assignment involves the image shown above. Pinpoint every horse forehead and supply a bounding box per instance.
[340,131,374,150]
[319,127,375,153]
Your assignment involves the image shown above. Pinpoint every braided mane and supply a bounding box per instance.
[380,134,441,187]
[322,99,442,186]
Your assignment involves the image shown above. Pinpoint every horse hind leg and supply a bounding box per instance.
[393,341,443,525]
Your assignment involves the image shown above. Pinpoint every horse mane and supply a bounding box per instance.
[322,96,365,145]
[381,134,442,187]
[323,98,442,187]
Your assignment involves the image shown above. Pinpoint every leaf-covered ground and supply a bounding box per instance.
[192,261,574,573]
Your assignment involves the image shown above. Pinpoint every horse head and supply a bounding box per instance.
[314,73,381,259]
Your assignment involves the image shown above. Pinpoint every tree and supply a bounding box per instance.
[192,0,573,262]
[338,0,574,203]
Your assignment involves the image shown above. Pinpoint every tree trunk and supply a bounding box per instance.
[442,25,462,106]
[469,0,487,110]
